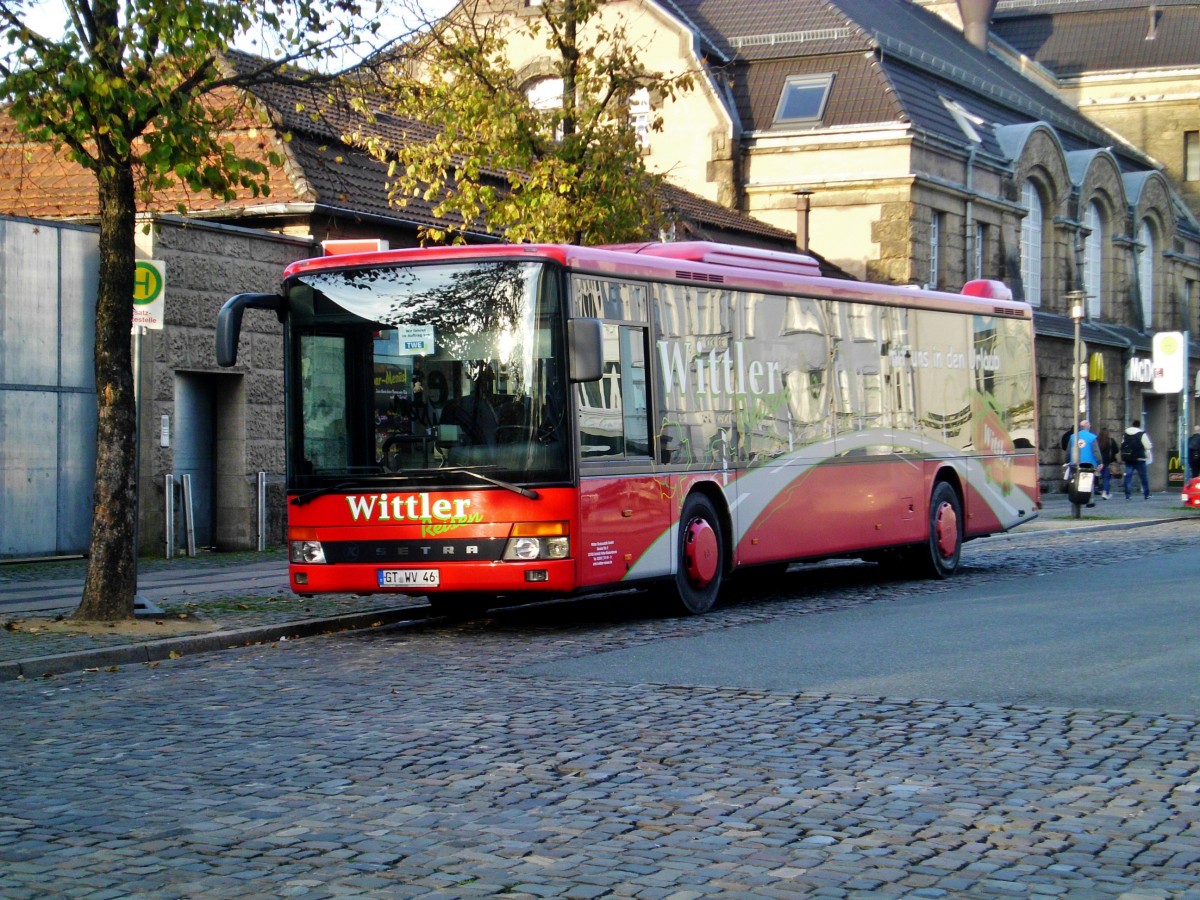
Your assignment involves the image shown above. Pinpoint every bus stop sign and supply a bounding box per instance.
[132,260,166,331]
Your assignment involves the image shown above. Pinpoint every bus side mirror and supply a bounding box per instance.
[216,293,285,367]
[568,317,603,383]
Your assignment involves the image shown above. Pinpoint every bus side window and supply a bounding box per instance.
[579,324,650,459]
[620,326,650,457]
[299,334,349,472]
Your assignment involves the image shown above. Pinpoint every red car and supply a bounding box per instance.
[1182,477,1200,508]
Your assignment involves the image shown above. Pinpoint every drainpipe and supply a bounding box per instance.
[794,191,813,253]
[964,145,977,278]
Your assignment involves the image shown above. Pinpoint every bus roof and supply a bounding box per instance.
[283,241,1031,319]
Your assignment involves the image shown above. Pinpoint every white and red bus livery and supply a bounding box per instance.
[217,241,1039,614]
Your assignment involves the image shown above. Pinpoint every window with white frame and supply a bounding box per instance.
[974,223,986,279]
[1138,220,1155,329]
[525,76,564,140]
[773,74,834,126]
[630,87,651,151]
[1186,131,1199,181]
[1020,182,1043,306]
[525,76,562,111]
[1084,201,1103,319]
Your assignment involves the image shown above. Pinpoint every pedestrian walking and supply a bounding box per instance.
[1121,419,1153,499]
[1095,427,1119,499]
[1188,425,1200,479]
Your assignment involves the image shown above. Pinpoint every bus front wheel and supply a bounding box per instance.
[671,493,724,615]
[919,481,962,579]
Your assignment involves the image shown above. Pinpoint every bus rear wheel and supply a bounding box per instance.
[918,481,962,579]
[670,493,724,615]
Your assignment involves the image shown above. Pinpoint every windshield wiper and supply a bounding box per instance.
[291,474,410,507]
[437,466,540,500]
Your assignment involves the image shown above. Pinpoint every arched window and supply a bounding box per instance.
[525,76,564,140]
[1138,219,1155,329]
[1020,182,1043,306]
[525,76,562,111]
[1083,201,1103,319]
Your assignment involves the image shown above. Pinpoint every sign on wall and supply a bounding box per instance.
[1152,331,1184,394]
[132,259,166,331]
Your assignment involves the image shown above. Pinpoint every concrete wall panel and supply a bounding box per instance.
[0,219,60,386]
[58,390,97,552]
[0,391,58,556]
[59,227,99,389]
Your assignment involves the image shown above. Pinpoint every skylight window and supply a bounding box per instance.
[773,74,834,125]
[941,96,988,144]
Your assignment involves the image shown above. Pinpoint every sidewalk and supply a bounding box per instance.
[2,489,1196,680]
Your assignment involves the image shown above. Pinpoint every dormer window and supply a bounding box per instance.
[773,74,834,126]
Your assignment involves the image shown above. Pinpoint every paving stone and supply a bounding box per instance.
[4,523,1200,896]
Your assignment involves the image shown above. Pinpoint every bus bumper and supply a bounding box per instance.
[289,559,578,596]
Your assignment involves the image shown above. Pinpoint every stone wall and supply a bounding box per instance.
[135,217,313,555]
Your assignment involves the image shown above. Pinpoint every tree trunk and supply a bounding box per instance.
[72,157,139,622]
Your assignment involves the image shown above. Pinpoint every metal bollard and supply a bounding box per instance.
[181,473,196,558]
[257,471,267,551]
[164,473,175,559]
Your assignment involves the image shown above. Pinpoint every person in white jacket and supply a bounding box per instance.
[1121,419,1153,499]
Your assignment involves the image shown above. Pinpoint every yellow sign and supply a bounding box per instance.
[132,260,166,331]
[133,261,163,304]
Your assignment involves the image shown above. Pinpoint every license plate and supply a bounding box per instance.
[378,569,440,588]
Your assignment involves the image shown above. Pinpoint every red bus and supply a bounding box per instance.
[217,241,1039,615]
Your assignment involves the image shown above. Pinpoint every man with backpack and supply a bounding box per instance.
[1120,419,1153,499]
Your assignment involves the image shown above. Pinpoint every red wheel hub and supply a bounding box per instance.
[934,501,959,559]
[683,517,719,587]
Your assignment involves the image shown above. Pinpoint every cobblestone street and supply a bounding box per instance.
[3,522,1200,898]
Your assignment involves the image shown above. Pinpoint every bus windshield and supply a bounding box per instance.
[286,259,569,490]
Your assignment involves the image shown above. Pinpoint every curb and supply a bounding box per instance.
[992,514,1190,540]
[2,605,428,682]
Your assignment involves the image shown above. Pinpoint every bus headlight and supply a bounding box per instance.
[502,536,570,561]
[502,523,569,561]
[290,540,326,564]
[508,538,542,560]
